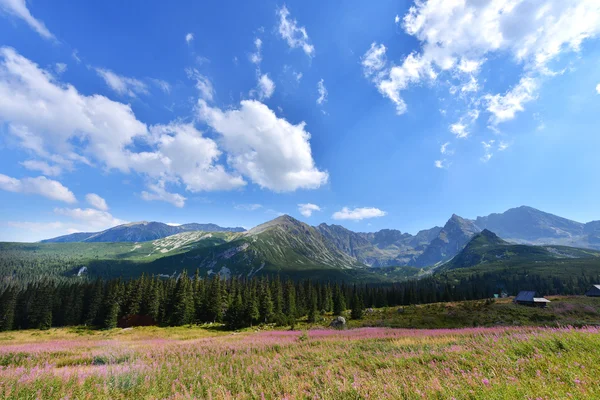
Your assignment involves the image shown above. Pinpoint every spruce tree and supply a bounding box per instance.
[333,286,346,316]
[350,291,364,320]
[172,271,194,326]
[258,281,274,323]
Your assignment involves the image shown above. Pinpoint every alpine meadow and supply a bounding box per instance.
[1,0,600,399]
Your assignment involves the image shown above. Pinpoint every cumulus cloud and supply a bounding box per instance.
[0,0,54,39]
[363,0,600,121]
[198,99,328,192]
[277,5,314,57]
[0,173,76,203]
[257,73,275,100]
[141,181,186,208]
[20,160,62,176]
[96,68,149,97]
[317,79,327,105]
[298,203,321,217]
[0,48,148,172]
[85,193,108,211]
[185,33,194,44]
[146,123,246,192]
[332,207,386,221]
[595,83,600,94]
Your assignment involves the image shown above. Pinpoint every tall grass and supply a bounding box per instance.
[1,326,599,399]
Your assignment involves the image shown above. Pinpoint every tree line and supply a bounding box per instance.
[1,268,599,331]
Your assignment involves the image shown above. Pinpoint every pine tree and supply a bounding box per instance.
[84,279,104,326]
[206,275,223,322]
[350,291,364,320]
[102,281,122,329]
[0,287,17,331]
[171,271,194,326]
[258,281,274,323]
[333,286,346,316]
[307,288,318,323]
[284,280,297,325]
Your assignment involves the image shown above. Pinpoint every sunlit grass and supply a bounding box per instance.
[1,325,599,399]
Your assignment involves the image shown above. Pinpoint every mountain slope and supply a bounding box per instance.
[474,206,584,241]
[441,229,600,272]
[413,215,481,267]
[41,221,245,243]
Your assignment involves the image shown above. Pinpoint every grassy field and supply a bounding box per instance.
[1,296,600,399]
[1,325,599,399]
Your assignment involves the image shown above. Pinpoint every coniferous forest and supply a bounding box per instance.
[1,268,599,332]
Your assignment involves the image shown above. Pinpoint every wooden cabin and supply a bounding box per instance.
[513,291,551,308]
[585,285,600,297]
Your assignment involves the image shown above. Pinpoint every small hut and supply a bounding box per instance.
[585,285,600,297]
[513,291,551,308]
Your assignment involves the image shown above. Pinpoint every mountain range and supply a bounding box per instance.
[26,206,600,281]
[41,222,245,243]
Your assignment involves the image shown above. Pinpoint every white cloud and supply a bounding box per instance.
[434,160,448,169]
[485,76,538,124]
[298,203,321,217]
[0,48,148,172]
[166,222,182,226]
[96,68,149,97]
[257,73,275,100]
[85,193,108,211]
[185,33,194,44]
[440,142,452,155]
[55,63,67,74]
[595,83,600,94]
[151,78,171,94]
[450,123,468,139]
[0,173,76,203]
[147,123,246,192]
[186,68,214,101]
[481,140,495,162]
[197,99,328,192]
[332,207,386,221]
[250,37,262,65]
[72,50,81,64]
[361,43,387,78]
[317,79,327,105]
[394,15,400,25]
[498,141,510,151]
[141,181,186,208]
[20,160,62,176]
[364,0,600,120]
[0,0,54,39]
[235,203,262,211]
[54,207,125,229]
[277,5,314,57]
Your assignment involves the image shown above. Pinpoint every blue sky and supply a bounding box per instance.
[0,0,600,241]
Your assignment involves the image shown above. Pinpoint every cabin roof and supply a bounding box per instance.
[514,291,536,302]
[533,298,551,303]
